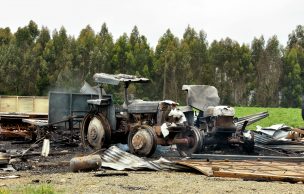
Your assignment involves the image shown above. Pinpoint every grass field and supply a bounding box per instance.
[235,107,304,129]
[0,184,55,194]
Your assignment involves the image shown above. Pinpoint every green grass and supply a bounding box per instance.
[235,107,304,129]
[0,184,56,194]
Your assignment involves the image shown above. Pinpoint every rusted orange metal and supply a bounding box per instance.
[0,126,33,139]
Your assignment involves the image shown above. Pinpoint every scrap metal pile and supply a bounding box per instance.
[253,124,304,155]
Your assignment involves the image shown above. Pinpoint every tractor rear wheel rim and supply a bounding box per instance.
[87,117,105,149]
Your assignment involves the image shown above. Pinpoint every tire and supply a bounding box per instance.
[80,113,111,150]
[128,125,157,157]
[176,126,202,157]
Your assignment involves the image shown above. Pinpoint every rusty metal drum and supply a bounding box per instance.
[70,155,102,172]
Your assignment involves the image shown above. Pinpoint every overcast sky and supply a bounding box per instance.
[1,0,303,48]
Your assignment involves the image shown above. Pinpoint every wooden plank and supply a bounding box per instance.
[176,161,213,176]
[205,161,304,175]
[33,97,48,113]
[216,169,304,177]
[291,128,304,135]
[0,96,17,112]
[18,97,34,113]
[191,154,304,162]
[243,161,304,176]
[0,95,48,114]
[176,160,304,183]
[213,170,304,183]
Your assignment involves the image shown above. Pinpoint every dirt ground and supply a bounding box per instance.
[1,141,304,194]
[2,170,304,194]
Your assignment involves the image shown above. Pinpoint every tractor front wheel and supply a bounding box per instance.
[128,125,157,157]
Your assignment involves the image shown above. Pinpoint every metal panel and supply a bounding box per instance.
[182,85,220,111]
[127,101,159,113]
[48,92,70,125]
[48,92,98,127]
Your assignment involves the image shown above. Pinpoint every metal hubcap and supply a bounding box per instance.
[87,117,105,148]
[132,133,146,150]
[89,128,98,140]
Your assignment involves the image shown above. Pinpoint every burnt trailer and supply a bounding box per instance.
[80,73,202,157]
[17,92,98,143]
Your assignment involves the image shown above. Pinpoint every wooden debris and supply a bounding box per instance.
[213,171,304,183]
[176,160,304,183]
[0,175,20,179]
[11,150,69,158]
[191,154,304,162]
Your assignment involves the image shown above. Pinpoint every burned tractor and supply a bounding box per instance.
[80,73,202,157]
[182,85,255,153]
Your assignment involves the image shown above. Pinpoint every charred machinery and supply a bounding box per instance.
[80,73,202,157]
[182,85,255,153]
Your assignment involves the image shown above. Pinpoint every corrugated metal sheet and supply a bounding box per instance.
[101,146,187,171]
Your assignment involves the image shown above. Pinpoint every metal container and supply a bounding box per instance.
[70,155,102,172]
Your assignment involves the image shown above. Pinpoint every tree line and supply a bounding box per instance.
[0,21,303,107]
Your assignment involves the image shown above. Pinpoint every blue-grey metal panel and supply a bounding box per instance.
[48,92,98,127]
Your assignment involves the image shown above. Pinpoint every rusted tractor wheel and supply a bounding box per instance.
[128,125,157,157]
[81,113,111,150]
[176,126,202,157]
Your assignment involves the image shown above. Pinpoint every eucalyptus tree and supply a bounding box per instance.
[154,29,180,101]
[281,25,304,107]
[252,36,283,107]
